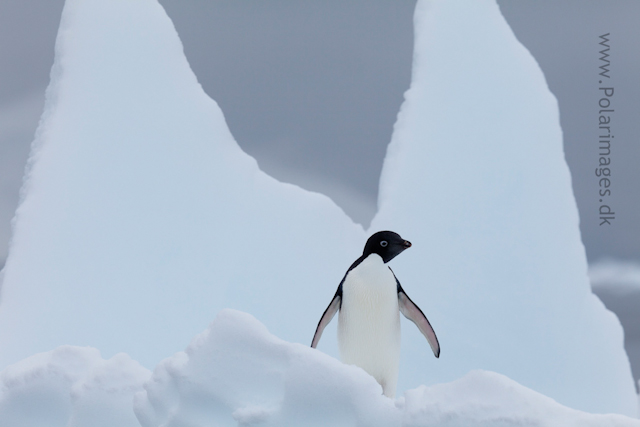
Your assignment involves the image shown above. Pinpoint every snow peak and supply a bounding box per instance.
[597,33,614,226]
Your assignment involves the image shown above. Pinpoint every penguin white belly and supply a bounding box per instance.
[338,254,401,397]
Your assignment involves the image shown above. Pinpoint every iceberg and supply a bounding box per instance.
[370,0,637,415]
[0,0,635,420]
[590,259,640,294]
[0,0,362,370]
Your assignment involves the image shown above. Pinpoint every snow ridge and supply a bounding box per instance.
[4,311,637,426]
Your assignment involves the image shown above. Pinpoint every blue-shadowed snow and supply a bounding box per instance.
[0,346,149,427]
[0,0,636,420]
[2,311,637,426]
[133,310,639,427]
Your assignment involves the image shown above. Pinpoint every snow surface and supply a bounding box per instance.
[0,0,636,421]
[0,346,149,427]
[3,311,637,426]
[135,311,640,427]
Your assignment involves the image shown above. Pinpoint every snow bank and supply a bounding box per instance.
[2,311,636,426]
[0,346,149,427]
[370,0,637,415]
[134,309,399,427]
[134,309,640,427]
[590,259,640,294]
[401,371,639,427]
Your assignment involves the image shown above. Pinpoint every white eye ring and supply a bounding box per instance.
[380,240,388,247]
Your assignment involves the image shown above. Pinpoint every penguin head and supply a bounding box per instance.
[363,231,411,263]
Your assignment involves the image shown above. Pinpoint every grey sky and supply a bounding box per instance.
[0,1,638,262]
[159,0,416,226]
[0,0,638,384]
[497,0,640,265]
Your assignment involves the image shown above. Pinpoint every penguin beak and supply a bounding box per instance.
[403,240,412,249]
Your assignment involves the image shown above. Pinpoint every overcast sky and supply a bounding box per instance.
[1,0,637,266]
[0,0,638,380]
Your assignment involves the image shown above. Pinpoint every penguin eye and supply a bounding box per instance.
[380,240,388,247]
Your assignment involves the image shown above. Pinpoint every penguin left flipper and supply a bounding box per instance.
[395,277,441,358]
[311,286,342,348]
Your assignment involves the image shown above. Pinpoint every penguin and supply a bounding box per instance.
[311,230,439,398]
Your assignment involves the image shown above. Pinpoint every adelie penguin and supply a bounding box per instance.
[311,230,439,398]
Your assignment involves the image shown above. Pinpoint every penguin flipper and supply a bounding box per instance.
[397,283,440,358]
[311,291,341,348]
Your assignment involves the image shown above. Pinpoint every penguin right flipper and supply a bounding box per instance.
[395,277,441,358]
[311,286,342,348]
